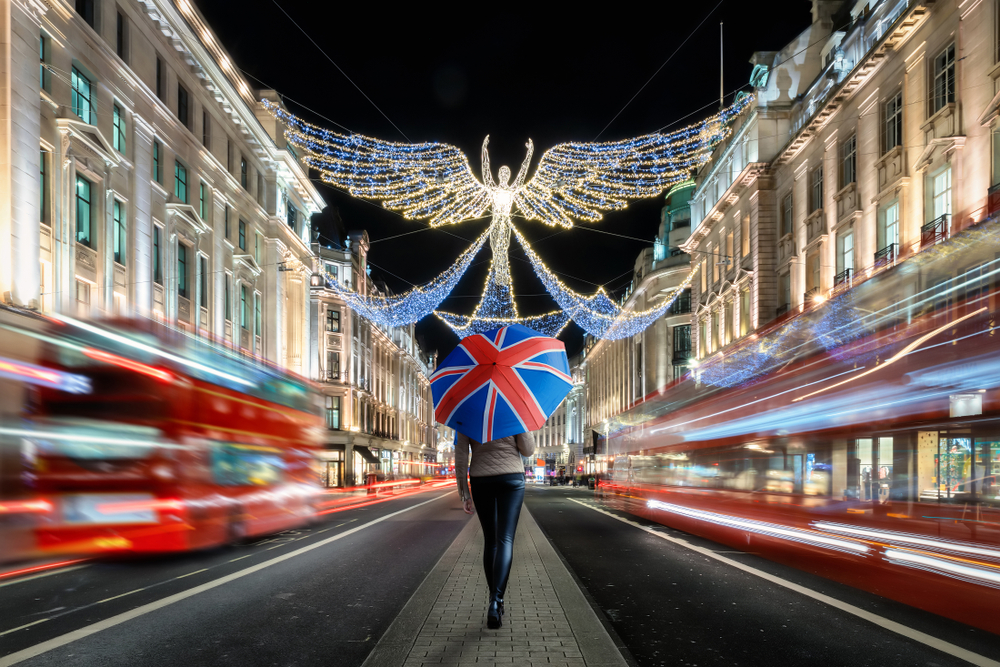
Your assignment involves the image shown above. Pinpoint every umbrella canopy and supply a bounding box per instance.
[431,324,572,443]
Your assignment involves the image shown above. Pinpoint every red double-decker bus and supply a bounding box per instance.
[24,315,323,555]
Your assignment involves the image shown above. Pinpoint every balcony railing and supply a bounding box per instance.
[833,268,852,288]
[873,243,898,270]
[804,287,822,303]
[921,214,948,249]
[324,370,341,382]
[672,349,691,365]
[776,303,790,317]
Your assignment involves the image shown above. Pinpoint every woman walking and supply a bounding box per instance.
[455,430,536,629]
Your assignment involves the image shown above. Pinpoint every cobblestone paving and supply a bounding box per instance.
[401,510,587,667]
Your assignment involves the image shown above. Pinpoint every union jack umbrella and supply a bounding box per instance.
[431,324,572,443]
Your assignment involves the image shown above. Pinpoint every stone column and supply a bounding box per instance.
[132,115,154,315]
[0,1,45,307]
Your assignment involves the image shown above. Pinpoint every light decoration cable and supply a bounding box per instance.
[321,227,489,329]
[264,95,752,339]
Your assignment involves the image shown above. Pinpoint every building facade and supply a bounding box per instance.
[1,0,323,372]
[581,183,695,460]
[0,0,441,490]
[685,0,998,362]
[309,232,437,487]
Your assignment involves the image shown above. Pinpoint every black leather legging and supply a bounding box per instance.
[470,472,525,601]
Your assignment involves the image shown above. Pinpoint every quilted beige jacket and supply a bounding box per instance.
[455,432,536,501]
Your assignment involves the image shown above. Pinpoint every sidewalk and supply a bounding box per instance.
[363,504,627,667]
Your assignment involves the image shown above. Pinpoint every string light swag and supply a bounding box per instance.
[511,224,700,341]
[322,227,489,329]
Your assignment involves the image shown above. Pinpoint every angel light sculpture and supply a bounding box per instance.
[263,95,751,337]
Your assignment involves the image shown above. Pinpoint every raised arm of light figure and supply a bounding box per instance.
[513,140,534,189]
[481,136,496,189]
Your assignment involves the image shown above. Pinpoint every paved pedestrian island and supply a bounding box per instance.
[363,504,627,667]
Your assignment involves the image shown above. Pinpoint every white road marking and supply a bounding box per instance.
[0,619,48,639]
[0,565,89,589]
[0,492,452,667]
[570,499,1000,667]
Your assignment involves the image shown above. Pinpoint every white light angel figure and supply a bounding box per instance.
[262,96,751,332]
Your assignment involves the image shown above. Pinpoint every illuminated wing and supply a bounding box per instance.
[263,100,490,227]
[515,95,752,228]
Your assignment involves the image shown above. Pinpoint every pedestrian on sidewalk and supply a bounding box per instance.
[455,430,536,629]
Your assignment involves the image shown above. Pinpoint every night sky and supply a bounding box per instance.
[196,1,812,358]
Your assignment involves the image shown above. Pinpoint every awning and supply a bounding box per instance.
[353,447,379,464]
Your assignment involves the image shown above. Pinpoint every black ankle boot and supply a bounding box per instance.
[487,599,502,629]
[496,597,504,619]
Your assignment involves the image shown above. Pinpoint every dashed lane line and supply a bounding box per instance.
[569,499,1000,667]
[0,566,89,590]
[0,492,452,667]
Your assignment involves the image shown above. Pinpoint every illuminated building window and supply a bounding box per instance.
[287,202,297,230]
[153,226,162,284]
[932,44,955,114]
[778,273,791,315]
[930,165,952,220]
[199,182,207,219]
[780,192,793,237]
[240,284,248,330]
[810,165,823,212]
[883,91,902,153]
[152,140,161,183]
[739,287,751,336]
[174,161,187,203]
[877,200,899,253]
[326,396,341,429]
[75,175,92,247]
[199,255,208,308]
[71,67,92,124]
[240,156,248,190]
[39,149,47,225]
[326,308,340,332]
[238,219,246,251]
[254,292,261,337]
[113,199,125,265]
[177,84,189,127]
[668,288,691,315]
[840,134,856,187]
[711,311,720,351]
[837,228,854,276]
[113,104,125,154]
[224,273,232,322]
[806,251,820,295]
[178,244,188,299]
[39,34,49,91]
[327,352,340,380]
[741,214,750,257]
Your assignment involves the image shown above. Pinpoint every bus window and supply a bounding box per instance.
[210,444,284,486]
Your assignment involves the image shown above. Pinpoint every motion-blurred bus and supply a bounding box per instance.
[598,216,1000,634]
[23,315,322,554]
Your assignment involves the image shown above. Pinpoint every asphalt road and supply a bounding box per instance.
[0,488,469,667]
[524,484,1000,667]
[3,484,1000,667]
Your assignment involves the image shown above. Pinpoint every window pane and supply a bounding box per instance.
[75,175,91,246]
